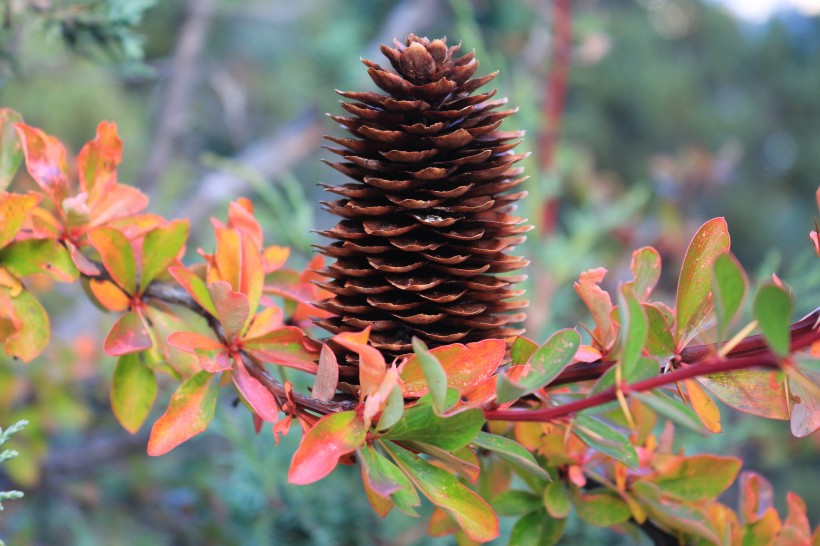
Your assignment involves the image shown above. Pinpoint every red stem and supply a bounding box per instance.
[486,311,820,423]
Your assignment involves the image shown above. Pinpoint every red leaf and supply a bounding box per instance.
[103,311,152,356]
[232,358,279,423]
[288,411,366,485]
[402,339,506,398]
[574,268,615,350]
[147,371,219,456]
[14,122,70,207]
[167,331,224,352]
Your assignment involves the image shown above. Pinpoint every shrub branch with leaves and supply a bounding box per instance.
[1,35,819,545]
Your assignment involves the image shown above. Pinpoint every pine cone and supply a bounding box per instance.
[315,34,530,357]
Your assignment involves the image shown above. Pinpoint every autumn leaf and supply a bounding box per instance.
[0,192,41,250]
[574,268,615,350]
[625,246,661,301]
[402,339,505,398]
[14,122,70,207]
[0,108,23,190]
[0,286,50,363]
[89,226,137,295]
[232,360,279,423]
[288,410,366,485]
[675,218,730,349]
[77,120,121,198]
[333,327,386,398]
[103,311,153,356]
[147,371,219,456]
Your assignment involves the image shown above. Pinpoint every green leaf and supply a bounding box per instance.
[383,441,499,543]
[140,219,189,291]
[573,415,638,468]
[381,395,483,451]
[650,454,742,501]
[111,353,157,434]
[103,311,152,356]
[511,336,539,366]
[712,253,748,339]
[288,410,365,485]
[543,481,570,519]
[497,329,580,403]
[509,509,566,546]
[0,109,23,190]
[584,357,658,415]
[631,481,723,544]
[618,286,648,369]
[753,284,793,358]
[625,246,661,301]
[645,304,675,357]
[675,218,730,348]
[411,337,447,414]
[358,444,420,516]
[147,371,218,456]
[0,239,78,282]
[492,490,542,516]
[168,266,217,317]
[89,226,137,295]
[376,385,404,432]
[633,390,709,434]
[472,432,551,481]
[0,287,50,363]
[570,488,632,526]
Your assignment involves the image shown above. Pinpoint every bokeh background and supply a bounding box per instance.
[1,0,819,544]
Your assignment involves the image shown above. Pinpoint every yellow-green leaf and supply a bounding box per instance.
[111,353,157,434]
[147,371,218,456]
[140,219,189,291]
[89,226,137,295]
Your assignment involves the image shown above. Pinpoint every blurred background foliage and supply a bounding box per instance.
[1,0,819,544]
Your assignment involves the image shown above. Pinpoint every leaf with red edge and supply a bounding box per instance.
[89,226,137,295]
[104,311,152,356]
[697,370,789,420]
[166,331,228,371]
[88,279,130,312]
[0,192,40,250]
[363,367,400,428]
[14,122,70,207]
[288,410,366,485]
[383,441,499,543]
[0,109,23,190]
[243,326,319,374]
[313,344,339,402]
[675,218,730,349]
[142,306,203,378]
[66,240,101,276]
[739,471,775,524]
[111,353,157,434]
[0,287,49,363]
[147,370,219,456]
[625,246,661,301]
[359,444,420,517]
[684,378,722,433]
[207,281,250,340]
[232,358,279,423]
[333,327,386,398]
[402,339,505,398]
[631,481,723,545]
[775,493,813,546]
[210,228,264,315]
[168,266,217,316]
[574,267,615,350]
[77,120,121,196]
[140,219,189,291]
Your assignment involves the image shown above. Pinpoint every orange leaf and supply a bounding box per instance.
[288,410,366,485]
[88,279,130,312]
[89,183,149,227]
[574,268,615,350]
[147,371,218,456]
[244,306,284,339]
[227,199,263,249]
[263,245,290,273]
[14,122,70,208]
[684,378,722,433]
[333,327,386,398]
[166,331,224,353]
[103,311,152,356]
[232,358,279,423]
[402,339,506,397]
[77,120,121,198]
[243,326,319,374]
[207,280,250,341]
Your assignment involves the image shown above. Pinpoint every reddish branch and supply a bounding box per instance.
[486,309,820,423]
